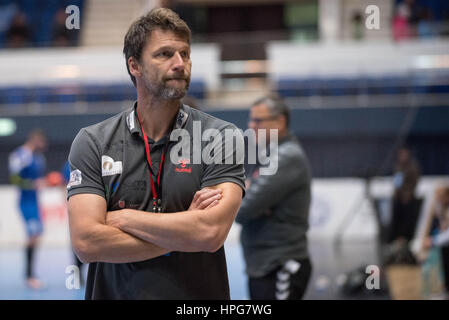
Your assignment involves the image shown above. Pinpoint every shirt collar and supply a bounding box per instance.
[279,131,295,144]
[175,104,189,129]
[126,101,140,135]
[126,101,190,136]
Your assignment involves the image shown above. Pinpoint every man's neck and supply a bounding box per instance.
[278,129,289,142]
[137,95,180,142]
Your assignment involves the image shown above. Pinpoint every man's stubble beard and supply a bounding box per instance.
[142,72,190,100]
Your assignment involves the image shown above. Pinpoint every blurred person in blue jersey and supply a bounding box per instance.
[236,95,312,300]
[8,129,48,290]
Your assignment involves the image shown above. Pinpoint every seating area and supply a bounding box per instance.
[0,0,84,48]
[276,73,449,98]
[1,72,448,107]
[0,80,206,105]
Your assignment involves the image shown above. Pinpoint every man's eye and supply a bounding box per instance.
[158,51,171,57]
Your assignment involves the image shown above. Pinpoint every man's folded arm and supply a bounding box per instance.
[68,193,170,264]
[108,182,243,253]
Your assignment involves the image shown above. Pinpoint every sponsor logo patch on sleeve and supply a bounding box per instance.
[67,169,82,188]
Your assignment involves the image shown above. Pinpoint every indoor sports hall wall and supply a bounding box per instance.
[1,105,448,185]
[0,177,446,253]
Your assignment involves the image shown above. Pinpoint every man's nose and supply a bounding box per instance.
[172,52,185,72]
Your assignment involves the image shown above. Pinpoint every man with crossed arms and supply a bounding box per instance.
[67,8,245,299]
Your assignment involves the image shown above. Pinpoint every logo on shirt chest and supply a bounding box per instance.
[175,158,191,173]
[117,199,141,210]
[101,155,123,176]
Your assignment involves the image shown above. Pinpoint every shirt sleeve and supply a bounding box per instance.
[67,128,106,200]
[200,124,246,197]
[235,145,309,225]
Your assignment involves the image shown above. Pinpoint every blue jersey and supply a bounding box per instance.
[62,161,71,183]
[8,146,46,203]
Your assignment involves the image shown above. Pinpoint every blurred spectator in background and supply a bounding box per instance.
[6,11,31,48]
[8,129,48,290]
[405,0,420,34]
[236,95,312,300]
[422,185,449,294]
[388,146,421,245]
[417,8,437,39]
[351,11,364,41]
[0,3,18,47]
[393,0,449,41]
[52,8,71,47]
[393,1,413,41]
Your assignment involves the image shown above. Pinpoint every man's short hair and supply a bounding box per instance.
[252,94,290,128]
[123,8,191,87]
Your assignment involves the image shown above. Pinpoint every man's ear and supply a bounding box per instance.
[279,114,287,131]
[128,57,142,79]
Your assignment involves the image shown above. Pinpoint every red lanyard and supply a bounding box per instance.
[136,108,167,212]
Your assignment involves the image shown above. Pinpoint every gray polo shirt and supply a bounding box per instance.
[67,102,245,299]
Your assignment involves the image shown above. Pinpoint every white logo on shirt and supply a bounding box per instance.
[127,111,135,131]
[101,155,123,176]
[67,169,82,188]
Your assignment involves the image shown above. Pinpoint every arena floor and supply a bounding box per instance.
[0,239,389,300]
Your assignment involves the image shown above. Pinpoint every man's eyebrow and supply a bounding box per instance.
[153,45,190,53]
